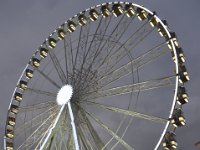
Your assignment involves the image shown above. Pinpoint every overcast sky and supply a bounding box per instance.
[0,0,199,149]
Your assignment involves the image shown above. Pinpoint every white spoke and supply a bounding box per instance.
[27,88,57,97]
[102,116,127,150]
[83,101,167,124]
[17,112,57,149]
[35,123,55,149]
[74,105,104,149]
[19,101,56,113]
[15,105,58,136]
[84,110,134,150]
[39,105,66,149]
[48,114,68,150]
[95,19,153,75]
[85,76,175,100]
[99,42,169,86]
[111,118,133,150]
[107,19,154,63]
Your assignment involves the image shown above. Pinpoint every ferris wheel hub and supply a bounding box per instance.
[56,84,73,105]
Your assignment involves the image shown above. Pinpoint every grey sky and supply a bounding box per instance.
[0,0,199,149]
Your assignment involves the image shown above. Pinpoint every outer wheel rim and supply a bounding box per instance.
[4,2,189,150]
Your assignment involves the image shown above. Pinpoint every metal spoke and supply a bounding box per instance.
[49,50,67,84]
[72,26,83,80]
[74,25,89,70]
[84,110,134,150]
[86,15,134,74]
[69,34,74,72]
[79,16,104,72]
[19,101,56,113]
[67,129,76,150]
[109,19,155,64]
[17,112,57,149]
[102,116,127,150]
[78,15,134,92]
[63,35,69,82]
[35,124,56,150]
[84,76,175,100]
[81,17,152,90]
[77,16,107,86]
[58,113,70,150]
[111,117,133,150]
[73,23,91,86]
[83,101,167,124]
[48,114,68,150]
[36,68,60,88]
[73,105,104,149]
[85,16,112,67]
[39,105,66,149]
[64,34,74,83]
[26,88,57,97]
[49,135,58,150]
[95,19,154,77]
[76,17,113,91]
[109,14,135,42]
[77,127,92,150]
[99,42,169,86]
[15,105,58,136]
[27,125,52,150]
[80,16,111,68]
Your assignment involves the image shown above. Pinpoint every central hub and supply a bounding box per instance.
[56,84,73,106]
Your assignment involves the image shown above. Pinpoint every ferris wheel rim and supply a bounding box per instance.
[4,2,189,150]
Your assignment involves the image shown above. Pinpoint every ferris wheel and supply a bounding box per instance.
[4,2,189,150]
